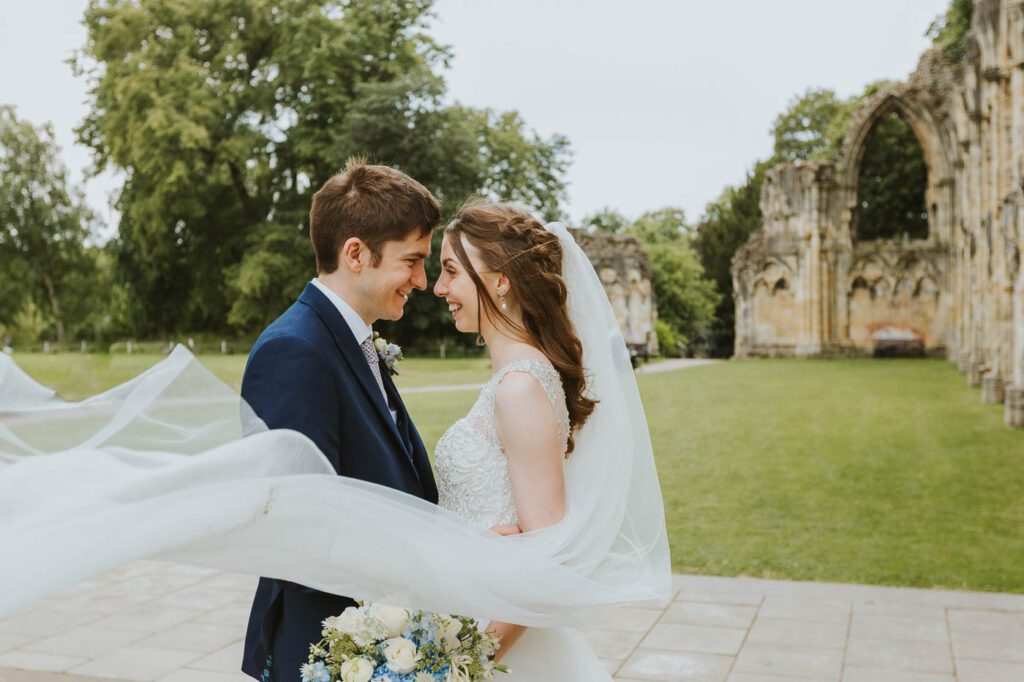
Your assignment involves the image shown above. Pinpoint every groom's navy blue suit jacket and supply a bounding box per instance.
[240,283,438,681]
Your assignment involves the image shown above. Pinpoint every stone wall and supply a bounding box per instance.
[573,230,659,356]
[732,0,1024,427]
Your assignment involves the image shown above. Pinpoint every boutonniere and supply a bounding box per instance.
[372,331,403,376]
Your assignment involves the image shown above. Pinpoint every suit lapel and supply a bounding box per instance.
[297,284,413,470]
[382,369,436,499]
[381,370,412,450]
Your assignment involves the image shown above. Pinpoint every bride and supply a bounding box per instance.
[0,205,670,681]
[433,202,612,676]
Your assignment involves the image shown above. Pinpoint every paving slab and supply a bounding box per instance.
[0,563,1021,681]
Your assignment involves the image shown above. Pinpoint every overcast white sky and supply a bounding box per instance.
[0,0,947,234]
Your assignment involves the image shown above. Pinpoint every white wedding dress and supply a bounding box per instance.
[435,358,611,680]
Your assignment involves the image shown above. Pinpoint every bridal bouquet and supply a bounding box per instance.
[304,602,508,682]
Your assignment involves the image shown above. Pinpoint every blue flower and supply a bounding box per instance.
[301,661,331,682]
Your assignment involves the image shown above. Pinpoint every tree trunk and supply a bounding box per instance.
[40,273,66,346]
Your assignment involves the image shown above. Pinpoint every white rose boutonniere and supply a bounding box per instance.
[372,331,403,376]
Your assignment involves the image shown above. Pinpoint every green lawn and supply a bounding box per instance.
[11,353,491,399]
[7,353,1023,592]
[643,359,1023,593]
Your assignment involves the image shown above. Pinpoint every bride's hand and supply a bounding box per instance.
[489,524,522,536]
[486,620,527,664]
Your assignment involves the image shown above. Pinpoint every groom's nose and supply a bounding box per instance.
[411,261,427,290]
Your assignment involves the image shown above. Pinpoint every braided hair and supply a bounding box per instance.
[445,202,597,455]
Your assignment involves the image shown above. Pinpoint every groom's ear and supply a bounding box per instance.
[339,237,369,273]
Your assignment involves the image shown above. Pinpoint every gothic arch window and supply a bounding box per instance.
[852,110,929,242]
[914,276,939,299]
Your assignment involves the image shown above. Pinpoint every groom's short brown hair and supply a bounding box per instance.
[310,158,441,273]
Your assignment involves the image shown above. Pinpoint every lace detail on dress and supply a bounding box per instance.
[434,358,570,529]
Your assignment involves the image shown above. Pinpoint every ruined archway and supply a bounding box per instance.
[836,88,957,248]
[852,110,929,242]
[733,4,1024,426]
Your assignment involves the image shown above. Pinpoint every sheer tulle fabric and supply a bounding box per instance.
[0,222,671,626]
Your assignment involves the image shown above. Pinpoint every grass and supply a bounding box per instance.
[11,353,492,400]
[7,352,1023,592]
[642,359,1024,593]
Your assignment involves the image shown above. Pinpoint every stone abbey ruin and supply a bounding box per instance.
[732,0,1024,427]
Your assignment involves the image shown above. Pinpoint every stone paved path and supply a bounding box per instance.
[1,563,1021,682]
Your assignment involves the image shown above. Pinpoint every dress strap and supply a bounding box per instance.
[493,358,559,389]
[492,359,570,452]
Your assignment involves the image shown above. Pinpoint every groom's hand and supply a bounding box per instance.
[489,524,523,536]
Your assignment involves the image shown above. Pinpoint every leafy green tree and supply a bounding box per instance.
[770,83,893,164]
[0,106,95,345]
[73,0,570,341]
[578,207,718,354]
[465,108,570,222]
[927,0,974,61]
[621,209,719,354]
[644,240,719,353]
[629,207,691,244]
[694,162,767,356]
[582,208,630,235]
[770,88,846,162]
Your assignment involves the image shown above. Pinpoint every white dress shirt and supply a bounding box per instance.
[311,278,397,422]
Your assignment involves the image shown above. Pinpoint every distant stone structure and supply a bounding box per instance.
[573,230,659,357]
[732,0,1024,427]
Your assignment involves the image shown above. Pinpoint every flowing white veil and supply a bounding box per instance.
[0,222,671,624]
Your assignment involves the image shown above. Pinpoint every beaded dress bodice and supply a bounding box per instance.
[434,359,570,529]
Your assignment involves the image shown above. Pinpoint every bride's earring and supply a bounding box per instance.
[499,291,508,311]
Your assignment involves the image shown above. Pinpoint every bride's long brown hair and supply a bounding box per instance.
[445,202,597,454]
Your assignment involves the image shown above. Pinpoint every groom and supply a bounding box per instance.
[240,159,441,681]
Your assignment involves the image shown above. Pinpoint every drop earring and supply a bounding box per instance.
[499,292,508,311]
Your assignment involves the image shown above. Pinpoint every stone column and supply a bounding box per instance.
[1006,385,1024,427]
[958,349,971,373]
[796,229,823,357]
[982,373,1005,403]
[968,359,985,388]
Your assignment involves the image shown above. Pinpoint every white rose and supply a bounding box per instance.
[369,603,410,638]
[326,606,365,636]
[442,618,462,652]
[443,619,462,640]
[382,636,421,674]
[374,336,387,352]
[339,657,375,682]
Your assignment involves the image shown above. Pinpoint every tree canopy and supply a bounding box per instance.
[927,0,974,61]
[0,106,97,345]
[72,0,570,341]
